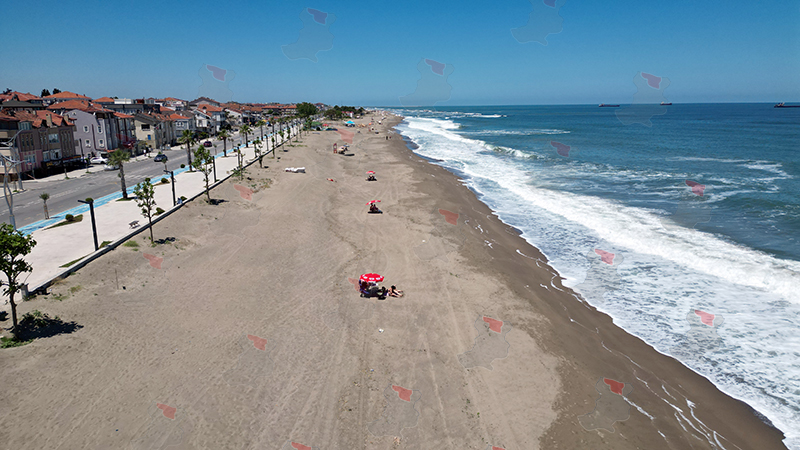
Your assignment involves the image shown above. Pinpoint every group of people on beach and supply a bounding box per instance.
[359,280,403,299]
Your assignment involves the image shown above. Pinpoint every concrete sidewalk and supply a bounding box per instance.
[5,126,300,312]
[24,153,155,183]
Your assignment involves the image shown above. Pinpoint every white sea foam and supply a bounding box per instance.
[397,115,800,449]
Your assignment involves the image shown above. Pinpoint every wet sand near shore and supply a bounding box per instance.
[0,114,786,449]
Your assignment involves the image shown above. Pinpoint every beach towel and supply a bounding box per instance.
[284,167,306,173]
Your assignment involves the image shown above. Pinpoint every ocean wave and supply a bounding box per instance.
[740,162,791,178]
[460,129,571,136]
[666,156,750,163]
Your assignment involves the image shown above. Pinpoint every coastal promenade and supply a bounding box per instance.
[0,114,786,449]
[2,124,298,311]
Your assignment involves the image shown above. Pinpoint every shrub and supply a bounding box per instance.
[180,164,186,169]
[155,207,165,215]
[180,196,187,201]
[161,178,168,184]
[65,214,74,222]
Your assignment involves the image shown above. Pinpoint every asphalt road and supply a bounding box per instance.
[0,125,291,229]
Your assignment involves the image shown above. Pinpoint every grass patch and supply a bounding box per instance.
[46,214,83,230]
[69,285,82,294]
[60,256,87,268]
[100,240,111,248]
[1,336,31,348]
[116,198,134,202]
[123,240,139,248]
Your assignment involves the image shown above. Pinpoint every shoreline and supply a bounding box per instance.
[387,113,788,448]
[0,112,787,449]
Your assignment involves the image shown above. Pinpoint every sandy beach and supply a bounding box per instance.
[0,113,787,449]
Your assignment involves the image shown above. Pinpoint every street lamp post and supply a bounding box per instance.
[77,198,99,251]
[164,170,176,206]
[212,152,217,182]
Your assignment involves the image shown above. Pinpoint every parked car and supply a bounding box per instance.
[103,164,119,171]
[90,157,108,165]
[154,154,168,163]
[203,141,213,147]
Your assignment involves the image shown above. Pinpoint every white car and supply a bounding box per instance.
[90,157,108,165]
[103,164,119,171]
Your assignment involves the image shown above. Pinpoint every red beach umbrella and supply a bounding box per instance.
[367,171,375,174]
[366,200,381,205]
[360,273,384,283]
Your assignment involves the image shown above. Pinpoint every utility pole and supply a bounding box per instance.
[77,198,99,251]
[1,130,23,229]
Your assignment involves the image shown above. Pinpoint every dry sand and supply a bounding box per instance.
[0,114,787,449]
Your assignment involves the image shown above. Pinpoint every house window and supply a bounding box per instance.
[98,126,103,133]
[85,139,91,147]
[52,150,61,160]
[84,126,89,132]
[99,139,104,147]
[141,124,150,130]
[48,133,59,143]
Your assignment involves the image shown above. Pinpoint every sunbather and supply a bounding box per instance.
[389,285,404,297]
[369,204,382,214]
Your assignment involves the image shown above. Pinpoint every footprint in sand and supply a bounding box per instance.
[458,316,512,370]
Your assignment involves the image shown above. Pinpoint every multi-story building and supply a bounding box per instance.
[133,113,175,153]
[0,109,78,177]
[42,91,91,106]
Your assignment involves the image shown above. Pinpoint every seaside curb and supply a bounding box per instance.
[26,132,291,296]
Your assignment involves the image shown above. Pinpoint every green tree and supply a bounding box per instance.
[218,129,229,157]
[297,102,318,118]
[192,146,213,202]
[39,192,50,219]
[178,130,195,170]
[0,223,36,337]
[240,124,252,152]
[133,179,157,243]
[108,149,131,199]
[52,88,61,94]
[40,89,51,97]
[256,119,267,142]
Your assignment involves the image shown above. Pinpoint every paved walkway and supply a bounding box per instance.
[5,126,299,312]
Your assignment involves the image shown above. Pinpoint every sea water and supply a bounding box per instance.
[391,104,800,448]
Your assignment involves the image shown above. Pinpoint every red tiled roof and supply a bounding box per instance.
[94,97,115,103]
[44,91,91,100]
[169,113,188,121]
[114,112,134,119]
[199,104,223,112]
[0,91,42,102]
[3,110,72,127]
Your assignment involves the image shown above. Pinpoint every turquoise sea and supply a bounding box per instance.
[392,104,800,448]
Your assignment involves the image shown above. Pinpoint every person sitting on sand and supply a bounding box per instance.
[389,285,404,297]
[369,203,382,214]
[367,174,376,181]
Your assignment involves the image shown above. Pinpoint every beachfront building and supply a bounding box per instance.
[62,102,136,158]
[0,109,78,177]
[195,104,225,133]
[188,97,220,108]
[133,113,175,153]
[170,112,195,137]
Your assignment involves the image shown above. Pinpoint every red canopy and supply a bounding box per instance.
[366,200,381,205]
[360,273,384,283]
[367,171,375,174]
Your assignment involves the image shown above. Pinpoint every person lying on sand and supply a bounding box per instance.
[389,285,404,297]
[327,178,336,182]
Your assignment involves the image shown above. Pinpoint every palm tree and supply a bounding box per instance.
[240,124,252,152]
[256,119,266,141]
[218,130,229,157]
[39,193,50,219]
[178,130,195,170]
[108,149,131,199]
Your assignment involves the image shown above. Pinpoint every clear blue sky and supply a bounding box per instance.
[1,0,798,106]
